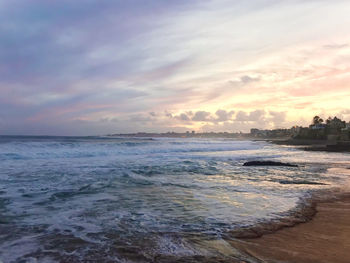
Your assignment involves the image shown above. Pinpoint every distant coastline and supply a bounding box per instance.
[107,115,350,153]
[271,138,350,152]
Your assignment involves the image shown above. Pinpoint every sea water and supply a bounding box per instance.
[0,136,349,262]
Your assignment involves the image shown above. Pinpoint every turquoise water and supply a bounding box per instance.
[0,136,349,262]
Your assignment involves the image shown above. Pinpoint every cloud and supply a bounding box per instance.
[1,0,350,134]
[240,75,261,84]
[176,113,191,121]
[269,111,286,125]
[172,109,235,123]
[323,43,349,49]
[165,111,173,118]
[235,110,265,122]
[215,109,235,122]
[192,111,211,122]
[226,75,261,89]
[190,109,236,122]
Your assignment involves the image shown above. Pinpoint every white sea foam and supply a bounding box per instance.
[0,136,349,261]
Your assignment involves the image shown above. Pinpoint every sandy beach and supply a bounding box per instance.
[230,193,350,263]
[157,190,350,263]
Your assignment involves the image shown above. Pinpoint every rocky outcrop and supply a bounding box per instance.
[243,161,298,167]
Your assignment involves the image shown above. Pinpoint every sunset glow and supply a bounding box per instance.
[1,0,350,135]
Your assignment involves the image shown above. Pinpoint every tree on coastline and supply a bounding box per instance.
[327,116,346,131]
[312,116,324,125]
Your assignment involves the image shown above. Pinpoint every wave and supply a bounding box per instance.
[0,138,265,161]
[1,137,349,262]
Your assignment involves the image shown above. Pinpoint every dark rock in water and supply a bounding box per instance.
[243,161,298,167]
[278,180,326,185]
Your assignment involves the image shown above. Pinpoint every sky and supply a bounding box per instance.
[1,0,350,135]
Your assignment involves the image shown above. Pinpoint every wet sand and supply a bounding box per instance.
[231,193,350,263]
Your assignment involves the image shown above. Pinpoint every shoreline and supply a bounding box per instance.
[229,191,350,263]
[224,162,350,263]
[154,187,350,263]
[153,157,350,262]
[163,189,350,263]
[221,142,350,262]
[228,193,318,240]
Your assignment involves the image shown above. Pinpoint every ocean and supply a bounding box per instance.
[0,136,349,262]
